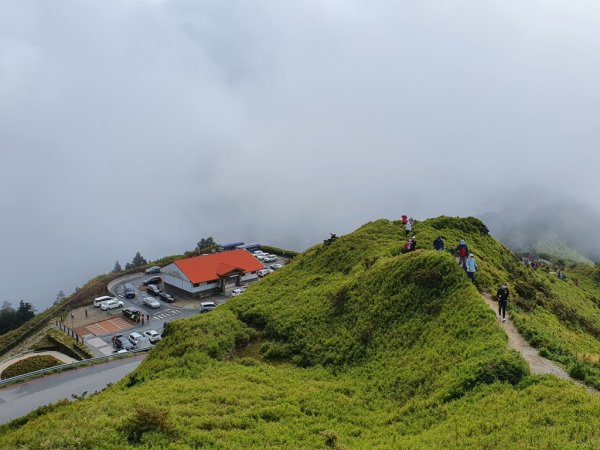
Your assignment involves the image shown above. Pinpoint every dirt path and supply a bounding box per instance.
[481,293,596,393]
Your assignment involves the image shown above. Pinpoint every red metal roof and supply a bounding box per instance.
[174,249,264,284]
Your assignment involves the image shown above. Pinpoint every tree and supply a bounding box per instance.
[113,260,123,273]
[0,300,35,335]
[131,252,147,268]
[16,300,35,323]
[56,290,66,303]
[196,237,216,251]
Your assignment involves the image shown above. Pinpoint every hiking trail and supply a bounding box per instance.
[481,292,597,393]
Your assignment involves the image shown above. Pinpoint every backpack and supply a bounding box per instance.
[458,246,468,257]
[404,241,412,251]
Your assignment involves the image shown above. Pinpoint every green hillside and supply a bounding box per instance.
[534,233,594,265]
[1,217,600,449]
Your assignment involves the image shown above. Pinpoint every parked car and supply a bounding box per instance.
[100,299,124,311]
[128,332,143,345]
[231,288,245,297]
[135,337,152,350]
[112,334,133,350]
[143,329,161,343]
[200,302,217,313]
[145,266,161,274]
[147,284,161,296]
[123,307,142,321]
[143,297,161,309]
[143,276,162,286]
[257,269,271,277]
[124,283,136,299]
[263,255,277,263]
[159,291,175,303]
[270,263,284,270]
[94,295,114,307]
[253,250,265,256]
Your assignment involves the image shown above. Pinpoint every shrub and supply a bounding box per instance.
[1,355,62,379]
[121,405,176,444]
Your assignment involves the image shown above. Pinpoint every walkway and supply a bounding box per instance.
[481,293,596,393]
[0,351,76,377]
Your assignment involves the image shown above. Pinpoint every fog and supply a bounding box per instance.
[1,0,600,310]
[481,186,600,263]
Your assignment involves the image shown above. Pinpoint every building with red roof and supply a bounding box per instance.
[162,250,264,297]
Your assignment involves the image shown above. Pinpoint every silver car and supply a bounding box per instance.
[143,297,161,309]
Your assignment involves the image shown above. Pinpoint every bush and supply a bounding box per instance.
[121,405,176,444]
[1,355,62,379]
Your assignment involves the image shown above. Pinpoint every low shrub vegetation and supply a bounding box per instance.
[1,355,62,379]
[1,217,600,448]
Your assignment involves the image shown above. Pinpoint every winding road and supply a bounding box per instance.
[0,354,145,424]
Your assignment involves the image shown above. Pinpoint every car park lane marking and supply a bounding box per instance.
[153,309,180,320]
[81,317,134,336]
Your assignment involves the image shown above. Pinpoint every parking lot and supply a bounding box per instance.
[81,252,289,356]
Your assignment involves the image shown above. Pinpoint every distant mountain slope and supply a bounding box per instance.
[481,186,600,263]
[1,217,599,448]
[533,233,593,265]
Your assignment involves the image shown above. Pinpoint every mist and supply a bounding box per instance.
[481,186,600,263]
[1,0,600,310]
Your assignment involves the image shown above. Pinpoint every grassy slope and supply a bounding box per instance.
[1,218,600,448]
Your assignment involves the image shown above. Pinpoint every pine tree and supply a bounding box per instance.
[131,252,147,267]
[113,260,123,273]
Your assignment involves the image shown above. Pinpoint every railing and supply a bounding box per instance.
[55,321,84,344]
[0,281,106,358]
[0,349,148,388]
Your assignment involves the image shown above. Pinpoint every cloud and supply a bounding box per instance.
[1,0,600,308]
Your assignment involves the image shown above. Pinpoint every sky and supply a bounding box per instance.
[1,0,600,310]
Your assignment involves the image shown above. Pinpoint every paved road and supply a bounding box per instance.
[0,355,145,424]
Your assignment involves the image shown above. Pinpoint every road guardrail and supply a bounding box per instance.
[0,349,148,388]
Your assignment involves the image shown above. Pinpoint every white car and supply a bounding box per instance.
[270,263,284,270]
[263,255,277,263]
[143,297,161,309]
[143,329,161,343]
[200,301,217,313]
[253,250,265,256]
[100,299,124,311]
[231,288,245,297]
[128,332,143,345]
[257,268,271,277]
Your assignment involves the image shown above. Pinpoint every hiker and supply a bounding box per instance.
[411,236,417,251]
[433,236,444,251]
[401,214,408,225]
[141,315,145,325]
[405,220,412,235]
[465,254,477,281]
[403,239,412,252]
[455,240,469,268]
[146,313,150,321]
[497,283,510,323]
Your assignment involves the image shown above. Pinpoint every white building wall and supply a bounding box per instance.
[241,273,258,282]
[162,263,194,293]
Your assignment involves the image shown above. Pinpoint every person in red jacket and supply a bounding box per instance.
[455,239,469,269]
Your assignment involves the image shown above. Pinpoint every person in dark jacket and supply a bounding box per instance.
[433,236,444,251]
[455,239,469,268]
[497,283,510,323]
